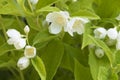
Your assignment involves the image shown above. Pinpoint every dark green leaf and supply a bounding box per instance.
[41,40,64,80]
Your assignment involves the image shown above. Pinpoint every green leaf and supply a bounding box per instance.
[98,66,109,80]
[41,40,64,80]
[71,10,100,19]
[0,43,15,56]
[74,59,93,80]
[82,23,93,49]
[33,30,57,45]
[36,6,60,14]
[88,35,114,65]
[31,56,46,80]
[88,48,110,80]
[0,0,24,16]
[36,0,58,9]
[93,0,120,18]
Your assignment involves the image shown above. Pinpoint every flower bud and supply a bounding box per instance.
[94,27,107,39]
[17,57,30,70]
[24,46,36,58]
[107,28,118,40]
[95,48,104,58]
[24,25,30,34]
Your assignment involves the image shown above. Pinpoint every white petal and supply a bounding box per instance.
[6,29,21,38]
[24,25,30,34]
[116,41,120,50]
[24,46,36,58]
[30,0,38,4]
[14,38,26,49]
[107,28,118,40]
[49,23,62,34]
[7,38,15,45]
[95,48,104,58]
[94,27,107,39]
[17,56,30,70]
[116,14,120,20]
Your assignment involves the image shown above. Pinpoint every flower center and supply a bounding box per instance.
[55,14,66,26]
[26,48,34,56]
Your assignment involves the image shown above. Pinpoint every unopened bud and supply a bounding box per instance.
[95,48,104,58]
[17,57,30,70]
[24,25,30,34]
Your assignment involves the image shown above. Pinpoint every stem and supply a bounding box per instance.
[19,70,25,80]
[26,33,30,45]
[0,15,8,41]
[27,0,34,12]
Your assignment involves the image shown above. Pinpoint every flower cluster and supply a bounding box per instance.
[6,25,36,70]
[94,27,120,50]
[46,11,89,36]
[93,27,120,58]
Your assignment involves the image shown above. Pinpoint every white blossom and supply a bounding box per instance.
[30,0,38,4]
[94,27,107,39]
[24,46,36,58]
[17,57,30,70]
[66,17,89,36]
[95,48,104,58]
[6,29,26,49]
[116,31,120,50]
[24,25,30,34]
[107,28,118,40]
[46,11,69,34]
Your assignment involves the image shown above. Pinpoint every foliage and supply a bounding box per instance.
[0,0,120,80]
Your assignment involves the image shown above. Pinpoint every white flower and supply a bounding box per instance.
[107,28,118,40]
[17,57,30,70]
[24,25,30,34]
[30,0,38,4]
[6,29,26,49]
[46,11,69,34]
[66,17,89,36]
[24,46,36,58]
[95,48,104,58]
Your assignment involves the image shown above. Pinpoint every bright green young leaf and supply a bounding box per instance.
[0,43,15,56]
[36,0,58,9]
[88,35,114,65]
[41,40,64,80]
[71,10,100,19]
[74,59,93,80]
[31,56,46,80]
[89,48,110,80]
[98,66,109,80]
[33,29,57,45]
[82,23,93,49]
[36,6,60,14]
[0,0,24,16]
